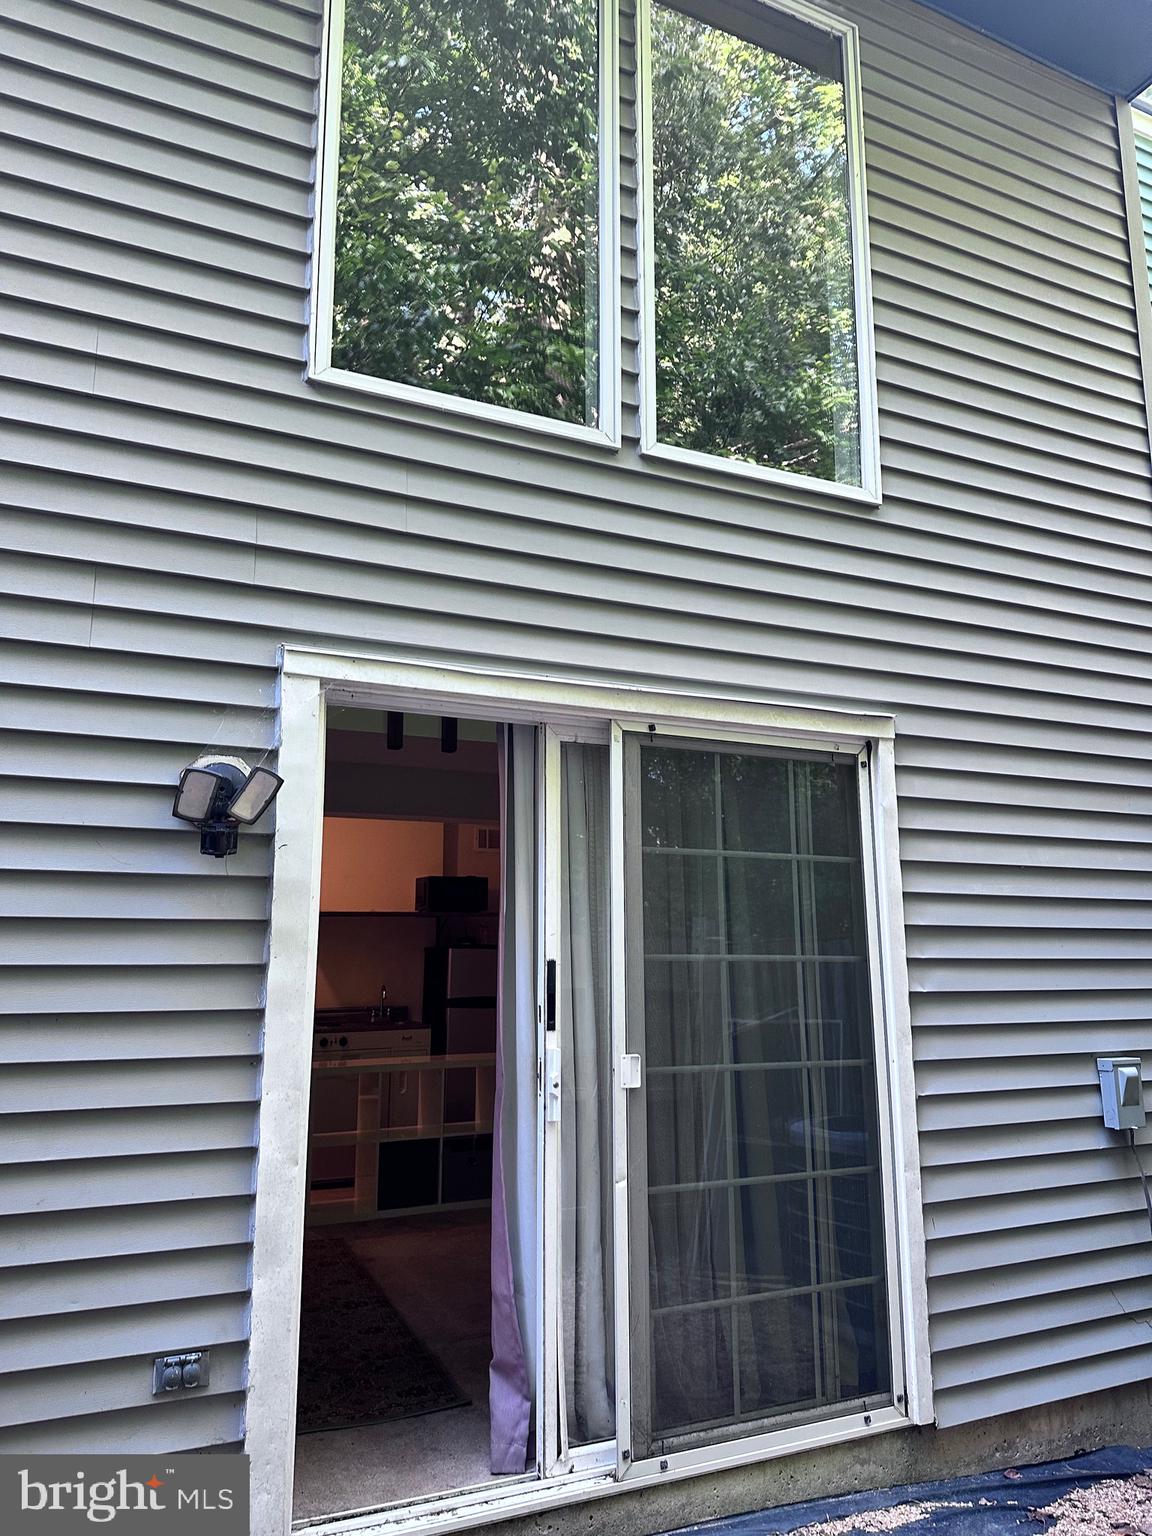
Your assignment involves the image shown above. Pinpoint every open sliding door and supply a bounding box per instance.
[540,726,619,1479]
[613,723,901,1476]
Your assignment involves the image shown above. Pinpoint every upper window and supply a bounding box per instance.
[312,0,877,497]
[313,0,614,439]
[641,0,876,496]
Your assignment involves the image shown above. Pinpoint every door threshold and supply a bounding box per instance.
[293,1468,612,1536]
[294,1441,618,1534]
[295,1410,910,1536]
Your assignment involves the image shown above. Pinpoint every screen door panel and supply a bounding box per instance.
[625,735,891,1459]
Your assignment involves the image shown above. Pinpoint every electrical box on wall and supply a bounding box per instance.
[1097,1057,1146,1131]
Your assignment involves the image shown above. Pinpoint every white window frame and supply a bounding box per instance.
[635,0,882,505]
[247,647,930,1536]
[308,0,622,450]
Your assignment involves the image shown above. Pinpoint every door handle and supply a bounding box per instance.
[620,1054,642,1090]
[545,1044,562,1123]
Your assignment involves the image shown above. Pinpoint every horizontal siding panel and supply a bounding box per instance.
[0,1245,252,1321]
[930,1277,1152,1354]
[5,1149,255,1214]
[2,218,305,324]
[919,1117,1152,1168]
[0,827,271,879]
[936,1348,1152,1428]
[0,1009,261,1061]
[918,1054,1152,1097]
[0,277,302,362]
[926,1209,1150,1278]
[0,780,265,834]
[0,685,276,749]
[0,874,269,920]
[923,1180,1149,1240]
[921,1149,1141,1203]
[0,19,314,145]
[897,768,1152,816]
[932,1313,1152,1394]
[4,144,308,259]
[0,1106,257,1163]
[2,98,311,213]
[64,0,318,78]
[915,1020,1152,1062]
[899,802,1152,843]
[0,920,267,968]
[930,1242,1152,1315]
[2,179,306,290]
[0,1198,254,1266]
[917,1084,1124,1132]
[0,1390,245,1452]
[9,1,317,110]
[907,927,1152,961]
[0,1347,246,1433]
[12,453,1152,637]
[0,1058,260,1113]
[0,1294,248,1375]
[901,865,1152,901]
[0,965,264,1014]
[3,59,313,181]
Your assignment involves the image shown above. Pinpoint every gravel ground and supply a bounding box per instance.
[770,1468,1152,1536]
[675,1448,1152,1536]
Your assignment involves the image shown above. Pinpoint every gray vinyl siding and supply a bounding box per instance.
[1,0,1151,1456]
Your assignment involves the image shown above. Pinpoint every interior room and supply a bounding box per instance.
[293,707,506,1519]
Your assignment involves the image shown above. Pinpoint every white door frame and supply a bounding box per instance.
[245,646,931,1536]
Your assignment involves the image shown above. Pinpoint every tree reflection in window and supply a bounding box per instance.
[332,0,600,426]
[650,2,861,484]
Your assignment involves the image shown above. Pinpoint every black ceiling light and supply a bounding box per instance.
[172,756,284,858]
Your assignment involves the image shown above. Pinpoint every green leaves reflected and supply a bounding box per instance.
[333,0,599,424]
[651,5,860,483]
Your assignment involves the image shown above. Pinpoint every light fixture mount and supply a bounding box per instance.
[172,755,284,857]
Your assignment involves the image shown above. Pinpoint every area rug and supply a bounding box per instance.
[296,1233,470,1434]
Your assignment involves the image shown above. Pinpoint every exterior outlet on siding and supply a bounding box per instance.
[2,0,1152,1529]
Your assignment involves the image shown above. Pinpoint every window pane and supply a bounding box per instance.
[650,1,860,483]
[333,0,601,426]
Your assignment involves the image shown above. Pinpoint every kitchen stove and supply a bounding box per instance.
[314,1010,430,1060]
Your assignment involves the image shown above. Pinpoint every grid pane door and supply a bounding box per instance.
[623,735,891,1459]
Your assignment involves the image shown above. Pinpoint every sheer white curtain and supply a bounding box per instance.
[489,725,537,1473]
[559,742,614,1444]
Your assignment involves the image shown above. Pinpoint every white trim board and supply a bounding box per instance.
[246,646,930,1536]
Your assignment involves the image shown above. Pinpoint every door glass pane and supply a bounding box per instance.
[631,739,890,1455]
[558,742,615,1445]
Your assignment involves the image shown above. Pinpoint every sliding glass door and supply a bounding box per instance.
[540,732,617,1474]
[619,731,893,1462]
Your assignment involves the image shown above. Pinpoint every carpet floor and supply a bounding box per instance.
[296,1231,469,1434]
[293,1211,497,1519]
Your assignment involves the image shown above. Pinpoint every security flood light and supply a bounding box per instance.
[172,757,283,858]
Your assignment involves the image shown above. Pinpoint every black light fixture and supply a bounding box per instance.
[172,757,284,858]
[440,716,458,754]
[386,712,405,751]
